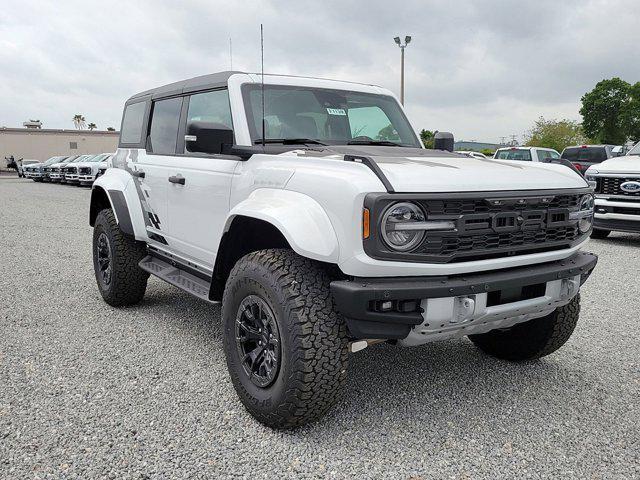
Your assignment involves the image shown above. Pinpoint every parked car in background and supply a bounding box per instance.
[63,155,95,184]
[25,156,67,181]
[42,156,70,181]
[48,156,79,182]
[456,150,488,159]
[76,153,112,186]
[494,146,561,162]
[561,145,617,175]
[17,159,39,178]
[586,142,640,238]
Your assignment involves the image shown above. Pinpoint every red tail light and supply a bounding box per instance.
[572,163,584,170]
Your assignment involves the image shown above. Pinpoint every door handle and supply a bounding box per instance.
[169,175,185,185]
[132,170,145,178]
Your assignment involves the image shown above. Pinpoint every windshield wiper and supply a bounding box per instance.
[254,138,328,146]
[346,139,403,146]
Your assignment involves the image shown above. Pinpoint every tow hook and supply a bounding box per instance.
[560,277,580,299]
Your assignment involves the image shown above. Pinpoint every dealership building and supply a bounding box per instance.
[1,127,119,162]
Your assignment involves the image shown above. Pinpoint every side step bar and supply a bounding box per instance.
[139,255,216,303]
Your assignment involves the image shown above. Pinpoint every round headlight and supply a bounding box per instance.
[381,202,426,251]
[578,194,594,233]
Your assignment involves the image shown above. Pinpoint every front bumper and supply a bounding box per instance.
[594,197,640,233]
[78,174,96,184]
[331,251,597,341]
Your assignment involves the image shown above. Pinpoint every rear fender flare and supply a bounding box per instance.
[91,169,147,240]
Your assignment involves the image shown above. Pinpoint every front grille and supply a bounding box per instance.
[364,191,589,264]
[66,167,77,174]
[421,226,579,261]
[79,167,91,175]
[595,176,640,197]
[422,194,580,215]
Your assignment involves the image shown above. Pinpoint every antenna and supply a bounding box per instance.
[229,38,233,70]
[261,24,265,148]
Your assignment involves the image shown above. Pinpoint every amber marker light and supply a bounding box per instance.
[363,208,370,239]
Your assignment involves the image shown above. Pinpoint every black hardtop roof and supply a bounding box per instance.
[127,71,240,103]
[126,71,380,105]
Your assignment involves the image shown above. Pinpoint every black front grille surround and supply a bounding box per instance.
[363,189,592,264]
[594,176,640,197]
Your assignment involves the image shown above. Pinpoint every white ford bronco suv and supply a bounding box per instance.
[90,71,598,428]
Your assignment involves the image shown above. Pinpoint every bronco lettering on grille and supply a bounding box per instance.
[458,209,568,234]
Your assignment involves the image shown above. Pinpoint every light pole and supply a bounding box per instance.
[394,35,412,105]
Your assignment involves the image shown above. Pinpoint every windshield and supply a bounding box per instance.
[88,154,109,162]
[242,84,420,147]
[626,142,640,156]
[45,156,64,165]
[495,149,532,161]
[561,147,607,163]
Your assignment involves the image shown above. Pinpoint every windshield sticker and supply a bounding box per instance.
[326,108,347,116]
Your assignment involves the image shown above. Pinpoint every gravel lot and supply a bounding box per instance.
[1,177,639,479]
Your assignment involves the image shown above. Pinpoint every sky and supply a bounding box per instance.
[1,0,639,143]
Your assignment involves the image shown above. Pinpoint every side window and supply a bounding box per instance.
[537,150,550,161]
[121,101,147,144]
[148,97,182,155]
[183,90,233,151]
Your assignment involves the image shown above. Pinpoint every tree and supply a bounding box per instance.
[621,82,640,142]
[73,114,86,130]
[524,117,590,152]
[580,78,629,144]
[106,127,116,132]
[420,129,435,149]
[376,124,401,141]
[87,122,97,130]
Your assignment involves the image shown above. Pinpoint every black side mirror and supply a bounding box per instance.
[433,131,454,152]
[185,121,233,155]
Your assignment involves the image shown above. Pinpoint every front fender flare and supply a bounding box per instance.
[226,189,339,262]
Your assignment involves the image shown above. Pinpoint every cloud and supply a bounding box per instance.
[1,0,639,142]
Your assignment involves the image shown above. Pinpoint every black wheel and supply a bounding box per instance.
[92,209,149,307]
[591,229,610,239]
[469,294,581,361]
[222,249,348,428]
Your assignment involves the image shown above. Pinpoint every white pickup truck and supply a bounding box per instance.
[586,142,640,238]
[90,71,597,428]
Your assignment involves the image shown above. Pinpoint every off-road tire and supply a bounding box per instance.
[591,229,611,239]
[222,249,348,429]
[469,294,581,361]
[92,208,149,307]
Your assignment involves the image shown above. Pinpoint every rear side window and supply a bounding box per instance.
[561,147,607,163]
[149,97,183,155]
[495,149,532,161]
[120,101,147,144]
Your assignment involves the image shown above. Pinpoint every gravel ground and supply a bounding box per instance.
[1,177,639,479]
